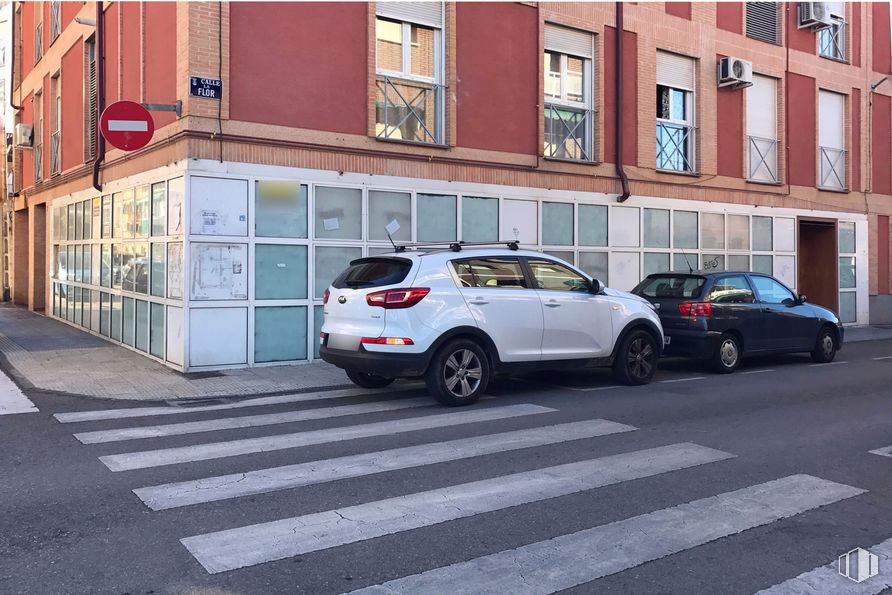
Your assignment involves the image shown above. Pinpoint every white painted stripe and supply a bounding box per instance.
[107,119,149,132]
[348,475,865,595]
[512,377,621,393]
[868,445,892,458]
[809,361,848,367]
[135,419,638,511]
[75,397,436,444]
[180,442,734,574]
[100,404,555,472]
[872,355,892,361]
[659,376,706,384]
[755,536,892,594]
[0,369,37,415]
[54,384,423,423]
[740,369,776,375]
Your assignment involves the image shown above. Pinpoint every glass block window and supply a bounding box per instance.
[256,181,308,238]
[255,245,308,300]
[314,186,362,240]
[255,306,308,363]
[417,193,457,242]
[461,197,498,242]
[673,210,698,249]
[578,205,607,247]
[542,202,574,246]
[643,208,670,248]
[369,190,411,242]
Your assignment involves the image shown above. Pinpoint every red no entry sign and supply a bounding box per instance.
[99,101,155,151]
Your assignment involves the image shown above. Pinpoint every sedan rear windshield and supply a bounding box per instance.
[332,258,412,289]
[634,275,706,299]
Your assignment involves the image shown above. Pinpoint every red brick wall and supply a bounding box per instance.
[20,2,34,79]
[121,2,141,102]
[716,2,743,34]
[716,65,744,178]
[20,92,34,189]
[104,3,119,103]
[787,3,814,54]
[455,2,537,154]
[229,2,368,134]
[665,3,691,20]
[144,2,178,128]
[872,93,892,195]
[603,26,638,166]
[61,39,83,171]
[852,3,861,68]
[851,87,861,191]
[787,72,815,186]
[873,3,892,74]
[61,1,80,31]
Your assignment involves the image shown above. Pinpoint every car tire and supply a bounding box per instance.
[810,326,837,363]
[612,329,658,385]
[425,338,490,406]
[345,370,394,389]
[712,333,741,374]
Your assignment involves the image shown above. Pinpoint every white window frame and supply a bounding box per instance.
[656,85,696,173]
[544,51,592,110]
[375,18,442,86]
[818,89,846,191]
[746,74,779,183]
[818,16,847,62]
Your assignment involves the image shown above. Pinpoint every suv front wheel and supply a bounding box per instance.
[612,329,658,385]
[425,339,490,406]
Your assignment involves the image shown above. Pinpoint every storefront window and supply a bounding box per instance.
[149,303,165,358]
[644,252,670,276]
[839,256,855,288]
[644,208,670,248]
[728,215,750,250]
[752,216,772,251]
[255,306,308,362]
[255,244,308,299]
[673,211,698,249]
[839,222,855,254]
[752,254,772,275]
[314,186,362,240]
[135,300,149,352]
[134,186,150,238]
[314,246,361,299]
[542,202,574,246]
[579,251,608,283]
[151,182,166,236]
[151,243,166,297]
[368,190,411,242]
[461,197,498,242]
[578,205,607,247]
[701,213,725,250]
[417,193,457,242]
[256,181,308,238]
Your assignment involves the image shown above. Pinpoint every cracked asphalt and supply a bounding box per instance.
[3,339,892,594]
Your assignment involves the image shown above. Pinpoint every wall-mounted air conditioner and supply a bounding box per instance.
[798,2,833,30]
[13,124,32,148]
[717,57,753,89]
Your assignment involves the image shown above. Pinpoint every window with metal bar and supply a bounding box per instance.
[656,85,694,172]
[50,1,61,42]
[543,50,593,161]
[84,38,97,161]
[34,91,43,183]
[34,21,43,63]
[818,89,846,190]
[745,2,780,44]
[819,18,847,61]
[374,11,444,145]
[746,74,778,183]
[51,73,61,176]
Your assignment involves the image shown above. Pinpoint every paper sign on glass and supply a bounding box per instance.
[323,218,340,231]
[385,219,401,236]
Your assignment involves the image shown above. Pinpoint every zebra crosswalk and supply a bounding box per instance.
[54,390,877,593]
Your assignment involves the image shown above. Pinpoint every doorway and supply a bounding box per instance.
[797,219,838,313]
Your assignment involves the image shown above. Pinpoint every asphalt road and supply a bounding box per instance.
[3,340,892,595]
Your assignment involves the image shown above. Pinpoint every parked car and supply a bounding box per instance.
[320,245,664,405]
[631,270,843,373]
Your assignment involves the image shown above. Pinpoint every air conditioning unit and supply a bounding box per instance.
[798,2,832,30]
[717,57,753,89]
[13,124,32,148]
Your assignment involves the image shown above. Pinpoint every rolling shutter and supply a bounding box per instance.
[746,74,777,139]
[818,90,845,150]
[746,2,779,44]
[544,23,593,59]
[656,50,695,90]
[376,2,443,28]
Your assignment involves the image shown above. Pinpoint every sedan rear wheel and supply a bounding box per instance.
[712,333,741,374]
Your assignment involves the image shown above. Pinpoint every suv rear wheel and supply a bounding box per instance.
[612,329,658,385]
[346,370,394,389]
[425,338,490,406]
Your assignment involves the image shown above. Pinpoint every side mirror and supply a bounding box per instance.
[798,294,807,304]
[589,278,603,294]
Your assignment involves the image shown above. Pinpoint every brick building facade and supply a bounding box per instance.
[7,1,892,371]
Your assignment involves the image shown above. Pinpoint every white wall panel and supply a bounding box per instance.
[500,199,538,245]
[609,252,640,291]
[609,207,640,247]
[189,308,248,367]
[166,306,184,366]
[190,177,248,236]
[773,217,795,252]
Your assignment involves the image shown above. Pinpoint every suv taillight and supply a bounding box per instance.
[323,288,330,304]
[678,302,713,317]
[366,288,430,309]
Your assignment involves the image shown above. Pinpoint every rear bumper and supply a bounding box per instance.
[662,329,722,359]
[320,344,430,378]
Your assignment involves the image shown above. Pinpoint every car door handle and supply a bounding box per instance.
[544,300,561,308]
[468,298,489,305]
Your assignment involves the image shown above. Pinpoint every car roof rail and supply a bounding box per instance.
[394,240,520,253]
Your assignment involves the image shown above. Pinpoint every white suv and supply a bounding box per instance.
[320,244,664,406]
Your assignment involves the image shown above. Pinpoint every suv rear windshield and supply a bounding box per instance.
[634,275,706,299]
[332,258,412,289]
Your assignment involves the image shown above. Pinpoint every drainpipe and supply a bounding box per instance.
[9,3,22,111]
[91,1,105,192]
[615,1,631,202]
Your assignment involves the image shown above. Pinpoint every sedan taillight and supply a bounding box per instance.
[678,302,713,317]
[366,288,430,309]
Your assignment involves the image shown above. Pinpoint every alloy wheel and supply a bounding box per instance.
[627,337,655,380]
[443,349,483,398]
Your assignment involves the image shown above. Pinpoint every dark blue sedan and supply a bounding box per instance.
[632,271,843,373]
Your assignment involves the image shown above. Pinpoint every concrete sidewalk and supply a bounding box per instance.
[0,304,352,401]
[0,303,889,402]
